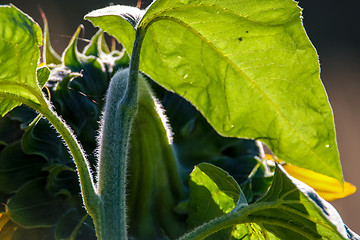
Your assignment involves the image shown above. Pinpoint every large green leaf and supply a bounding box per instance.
[152,86,272,203]
[85,0,342,182]
[186,163,358,239]
[0,5,45,116]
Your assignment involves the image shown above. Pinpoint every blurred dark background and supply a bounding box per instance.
[4,0,360,233]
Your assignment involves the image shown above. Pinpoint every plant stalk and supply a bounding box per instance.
[39,104,100,226]
[96,29,146,240]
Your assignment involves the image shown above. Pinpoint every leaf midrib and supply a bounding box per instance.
[0,81,44,105]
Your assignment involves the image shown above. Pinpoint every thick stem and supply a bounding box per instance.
[96,29,146,240]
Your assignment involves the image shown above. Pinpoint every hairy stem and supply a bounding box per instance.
[177,201,321,240]
[39,104,100,225]
[96,29,146,240]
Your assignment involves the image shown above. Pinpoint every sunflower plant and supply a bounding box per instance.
[0,1,359,239]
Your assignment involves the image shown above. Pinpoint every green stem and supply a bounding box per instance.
[38,104,100,225]
[177,202,269,240]
[177,201,319,240]
[177,210,241,240]
[0,93,100,232]
[96,28,146,240]
[128,29,146,102]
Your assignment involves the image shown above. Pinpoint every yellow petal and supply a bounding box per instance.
[0,212,10,231]
[282,164,356,201]
[264,154,356,201]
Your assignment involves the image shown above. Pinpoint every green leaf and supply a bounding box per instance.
[0,4,46,116]
[188,163,246,239]
[55,208,95,240]
[22,116,70,163]
[0,142,46,194]
[37,66,51,89]
[85,0,342,182]
[85,5,144,56]
[184,164,359,240]
[6,178,65,227]
[250,164,352,239]
[0,115,24,146]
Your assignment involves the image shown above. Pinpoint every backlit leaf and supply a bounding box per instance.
[188,163,246,239]
[85,0,343,183]
[186,164,359,239]
[0,5,46,116]
[85,6,144,56]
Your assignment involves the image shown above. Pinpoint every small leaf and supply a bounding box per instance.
[37,66,51,88]
[188,163,245,239]
[85,6,143,56]
[85,5,145,30]
[0,4,46,116]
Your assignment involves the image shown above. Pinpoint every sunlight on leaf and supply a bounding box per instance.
[188,163,247,239]
[246,164,354,239]
[0,5,46,116]
[85,0,343,183]
[190,163,241,214]
[184,164,358,239]
[85,6,144,56]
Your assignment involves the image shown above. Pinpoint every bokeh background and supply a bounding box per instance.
[4,0,360,233]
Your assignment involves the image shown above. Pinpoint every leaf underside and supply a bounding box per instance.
[85,0,342,182]
[0,5,44,116]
